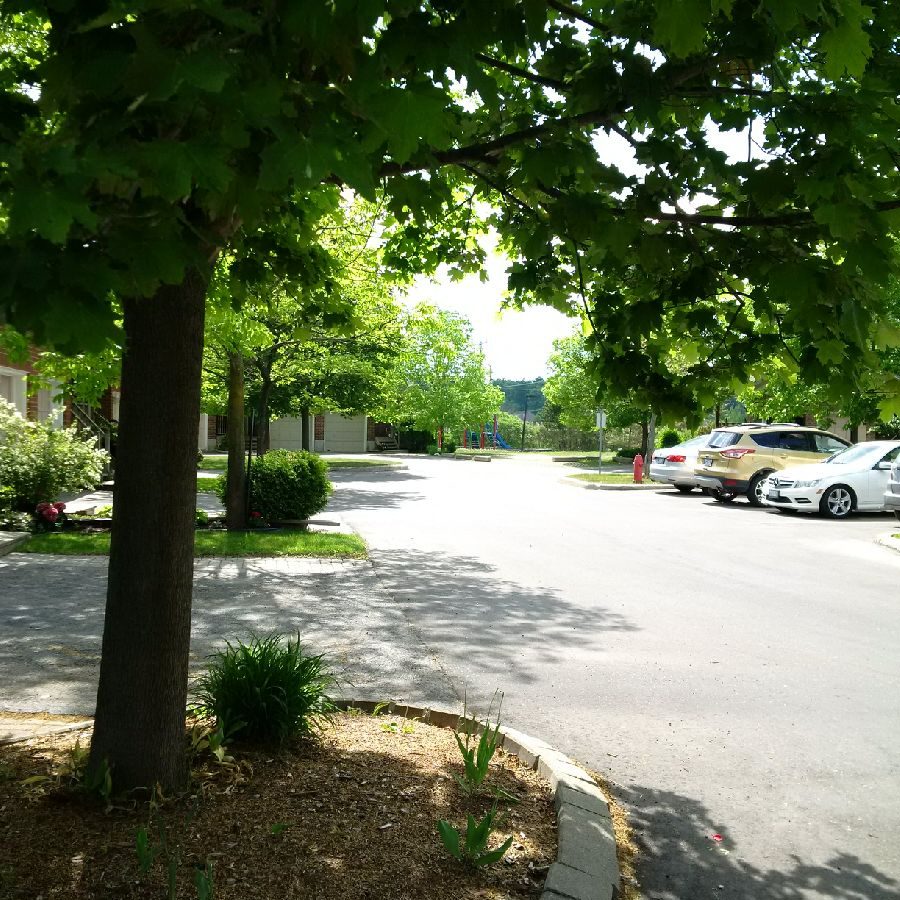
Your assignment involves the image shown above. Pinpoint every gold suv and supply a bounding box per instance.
[693,424,851,505]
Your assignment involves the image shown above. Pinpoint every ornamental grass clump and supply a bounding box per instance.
[194,634,336,744]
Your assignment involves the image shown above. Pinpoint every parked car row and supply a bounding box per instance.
[649,423,900,520]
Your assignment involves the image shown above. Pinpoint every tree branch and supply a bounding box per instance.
[474,53,567,90]
[546,0,609,33]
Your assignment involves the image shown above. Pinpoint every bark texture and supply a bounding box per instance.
[225,351,246,529]
[89,272,207,792]
[301,404,311,451]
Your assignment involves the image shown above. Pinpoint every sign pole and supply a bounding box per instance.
[596,409,606,475]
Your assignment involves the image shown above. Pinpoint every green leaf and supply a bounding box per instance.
[436,820,461,859]
[817,1,872,79]
[816,339,845,366]
[474,835,514,867]
[366,88,451,164]
[653,0,709,58]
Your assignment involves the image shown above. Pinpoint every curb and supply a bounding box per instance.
[0,532,30,557]
[335,699,620,900]
[874,532,900,555]
[562,479,667,492]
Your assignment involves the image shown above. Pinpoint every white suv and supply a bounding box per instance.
[885,454,900,521]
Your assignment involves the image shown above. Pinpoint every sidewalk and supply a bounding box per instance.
[0,554,454,716]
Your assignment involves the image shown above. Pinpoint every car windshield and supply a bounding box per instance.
[707,430,740,448]
[824,444,884,466]
[680,434,710,449]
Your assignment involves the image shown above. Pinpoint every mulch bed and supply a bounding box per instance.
[0,712,557,899]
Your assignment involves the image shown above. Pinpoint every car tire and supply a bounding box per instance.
[893,510,900,522]
[747,471,773,507]
[712,489,736,503]
[675,485,694,494]
[819,484,854,519]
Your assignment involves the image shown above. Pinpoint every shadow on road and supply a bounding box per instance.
[367,547,637,691]
[618,780,897,900]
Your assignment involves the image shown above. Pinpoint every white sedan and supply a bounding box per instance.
[761,440,900,519]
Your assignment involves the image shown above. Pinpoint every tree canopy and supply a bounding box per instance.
[380,304,503,439]
[4,0,900,793]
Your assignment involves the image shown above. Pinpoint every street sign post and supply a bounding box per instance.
[596,410,606,474]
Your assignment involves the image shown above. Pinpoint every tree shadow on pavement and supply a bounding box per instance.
[326,468,429,513]
[365,547,637,692]
[617,780,897,900]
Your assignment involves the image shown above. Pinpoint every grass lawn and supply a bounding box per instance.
[568,472,647,484]
[196,477,221,492]
[198,454,228,471]
[21,530,367,558]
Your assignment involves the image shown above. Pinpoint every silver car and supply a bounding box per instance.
[649,434,711,493]
[885,453,900,521]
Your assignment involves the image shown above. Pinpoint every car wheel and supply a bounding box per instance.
[820,485,854,519]
[747,471,772,507]
[712,489,736,503]
[675,485,694,494]
[893,510,900,522]
[701,487,711,496]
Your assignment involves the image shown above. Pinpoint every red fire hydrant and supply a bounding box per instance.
[633,453,644,483]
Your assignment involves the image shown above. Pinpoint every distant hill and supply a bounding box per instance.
[493,378,546,419]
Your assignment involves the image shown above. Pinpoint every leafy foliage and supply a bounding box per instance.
[0,399,107,509]
[380,305,503,440]
[194,634,336,744]
[245,450,332,523]
[437,803,513,868]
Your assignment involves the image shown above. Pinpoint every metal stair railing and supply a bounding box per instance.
[71,401,114,478]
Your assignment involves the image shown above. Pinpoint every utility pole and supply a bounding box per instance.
[520,395,529,451]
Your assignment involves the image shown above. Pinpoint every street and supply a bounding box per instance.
[330,455,900,900]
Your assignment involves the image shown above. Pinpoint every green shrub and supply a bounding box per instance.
[659,429,681,448]
[615,446,643,459]
[195,508,209,527]
[425,443,439,455]
[247,450,331,522]
[194,634,336,744]
[0,400,107,510]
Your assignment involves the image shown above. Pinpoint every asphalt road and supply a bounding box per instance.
[329,454,900,900]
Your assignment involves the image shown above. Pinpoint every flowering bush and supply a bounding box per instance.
[33,501,68,533]
[0,399,107,511]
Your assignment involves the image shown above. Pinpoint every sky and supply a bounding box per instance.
[401,242,576,381]
[401,122,754,381]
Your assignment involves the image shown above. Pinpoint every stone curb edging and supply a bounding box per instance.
[335,698,620,900]
[874,531,900,555]
[0,532,30,557]
[561,479,667,492]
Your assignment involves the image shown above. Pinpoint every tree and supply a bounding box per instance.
[543,333,654,450]
[2,1,899,791]
[380,305,503,447]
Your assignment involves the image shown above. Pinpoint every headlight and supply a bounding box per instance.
[795,479,821,488]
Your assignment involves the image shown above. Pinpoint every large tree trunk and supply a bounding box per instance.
[645,412,657,481]
[640,417,649,456]
[89,272,207,793]
[301,404,311,451]
[225,351,246,529]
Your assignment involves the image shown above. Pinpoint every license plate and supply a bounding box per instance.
[767,490,780,501]
[653,455,665,464]
[702,456,713,467]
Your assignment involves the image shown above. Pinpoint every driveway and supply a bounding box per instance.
[328,455,900,900]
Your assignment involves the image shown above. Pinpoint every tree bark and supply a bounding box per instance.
[640,417,649,456]
[256,373,273,454]
[89,271,207,793]
[850,424,859,443]
[301,404,311,451]
[645,412,657,481]
[225,351,246,529]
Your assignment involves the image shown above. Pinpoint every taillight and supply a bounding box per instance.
[720,448,755,459]
[666,454,686,463]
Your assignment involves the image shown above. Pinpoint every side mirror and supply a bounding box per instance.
[874,461,892,471]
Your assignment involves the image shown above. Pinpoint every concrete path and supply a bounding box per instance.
[0,555,453,716]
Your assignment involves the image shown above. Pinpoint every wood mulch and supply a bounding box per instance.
[0,712,557,899]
